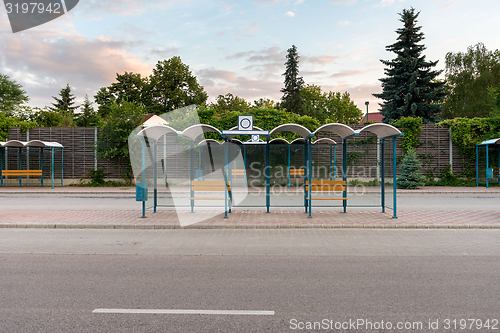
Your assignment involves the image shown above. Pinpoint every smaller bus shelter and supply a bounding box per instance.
[476,138,500,188]
[0,140,64,188]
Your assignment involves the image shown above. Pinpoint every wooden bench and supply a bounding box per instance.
[1,170,43,177]
[231,169,247,186]
[305,180,348,214]
[1,170,43,187]
[190,180,232,214]
[288,168,306,178]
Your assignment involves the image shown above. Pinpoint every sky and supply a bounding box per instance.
[1,0,499,114]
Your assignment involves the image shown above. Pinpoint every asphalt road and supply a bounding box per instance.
[1,229,500,332]
[2,193,500,211]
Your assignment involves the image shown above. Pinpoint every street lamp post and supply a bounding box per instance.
[365,101,369,122]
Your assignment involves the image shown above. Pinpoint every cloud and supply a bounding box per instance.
[338,20,350,26]
[331,0,358,4]
[302,54,338,65]
[331,68,379,79]
[285,11,296,17]
[235,22,262,38]
[320,82,383,110]
[228,46,283,63]
[197,67,282,102]
[0,22,151,107]
[77,0,192,16]
[432,0,463,10]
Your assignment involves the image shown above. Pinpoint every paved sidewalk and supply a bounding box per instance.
[1,186,500,229]
[1,185,500,195]
[1,209,499,229]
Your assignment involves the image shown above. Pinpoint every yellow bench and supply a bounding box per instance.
[289,168,306,178]
[305,180,347,200]
[1,170,43,177]
[190,180,232,214]
[1,169,44,187]
[305,180,348,215]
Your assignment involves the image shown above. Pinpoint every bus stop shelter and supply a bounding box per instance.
[476,138,500,188]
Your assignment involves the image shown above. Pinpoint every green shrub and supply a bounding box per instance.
[397,148,425,189]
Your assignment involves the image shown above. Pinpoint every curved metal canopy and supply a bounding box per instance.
[290,138,306,144]
[357,123,402,139]
[269,138,290,145]
[230,139,243,145]
[479,138,500,145]
[136,125,179,141]
[180,124,221,141]
[197,139,223,146]
[314,123,356,139]
[313,138,337,145]
[0,140,64,148]
[270,124,311,138]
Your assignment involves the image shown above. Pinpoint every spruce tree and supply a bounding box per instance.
[373,8,447,123]
[281,45,304,114]
[397,148,426,189]
[51,84,78,115]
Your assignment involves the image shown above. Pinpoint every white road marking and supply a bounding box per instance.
[93,309,275,315]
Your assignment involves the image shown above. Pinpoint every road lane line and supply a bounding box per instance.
[92,309,275,315]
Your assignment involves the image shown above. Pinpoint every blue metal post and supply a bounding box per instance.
[18,148,22,187]
[0,148,3,187]
[308,138,312,218]
[141,139,146,218]
[392,138,398,219]
[304,142,308,213]
[287,145,291,188]
[476,145,479,187]
[486,145,489,188]
[224,140,228,218]
[190,140,194,213]
[333,145,336,181]
[342,139,347,213]
[51,147,54,189]
[41,148,44,187]
[381,139,385,213]
[61,148,64,187]
[228,142,232,187]
[153,141,157,213]
[329,145,333,181]
[243,145,247,187]
[266,138,270,213]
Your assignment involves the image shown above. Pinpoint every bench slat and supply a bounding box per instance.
[191,186,230,192]
[305,186,346,192]
[191,181,230,186]
[2,170,43,176]
[306,198,348,200]
[305,181,346,185]
[190,198,227,200]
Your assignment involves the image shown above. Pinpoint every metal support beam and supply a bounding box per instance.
[392,138,398,219]
[342,139,347,213]
[266,138,270,213]
[381,139,385,213]
[153,141,157,213]
[308,138,312,218]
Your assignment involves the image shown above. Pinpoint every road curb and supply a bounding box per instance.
[2,223,500,230]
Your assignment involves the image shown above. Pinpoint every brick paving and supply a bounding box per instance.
[1,186,500,229]
[1,209,499,229]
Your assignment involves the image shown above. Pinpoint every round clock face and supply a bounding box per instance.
[240,118,251,130]
[252,135,259,141]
